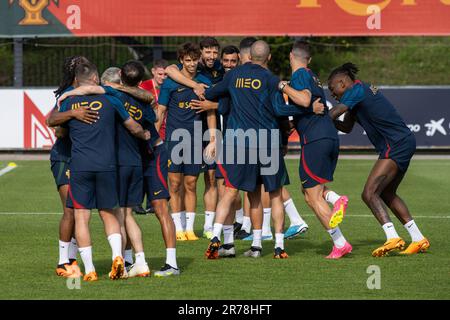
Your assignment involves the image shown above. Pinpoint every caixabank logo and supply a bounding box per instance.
[8,0,60,26]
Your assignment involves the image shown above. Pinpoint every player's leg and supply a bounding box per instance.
[124,207,150,277]
[323,187,349,227]
[218,207,236,258]
[96,171,125,279]
[261,185,273,240]
[301,139,352,259]
[152,199,180,276]
[233,192,244,233]
[51,160,79,277]
[56,184,78,277]
[236,192,252,239]
[74,209,97,280]
[203,169,218,239]
[98,208,124,279]
[361,159,407,257]
[205,186,239,259]
[381,171,429,255]
[183,174,200,240]
[69,171,97,280]
[168,172,186,240]
[282,187,309,239]
[269,187,289,258]
[243,187,264,258]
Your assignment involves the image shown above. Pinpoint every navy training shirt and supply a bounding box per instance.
[289,68,338,145]
[340,81,412,153]
[158,74,212,142]
[103,86,158,166]
[59,93,130,171]
[50,86,73,163]
[205,62,309,148]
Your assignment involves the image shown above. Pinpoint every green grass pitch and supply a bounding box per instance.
[0,159,449,300]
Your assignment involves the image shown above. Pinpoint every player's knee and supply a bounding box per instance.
[169,180,182,194]
[184,179,197,193]
[361,189,374,204]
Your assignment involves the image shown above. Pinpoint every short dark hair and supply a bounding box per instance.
[199,37,220,50]
[152,59,169,70]
[239,37,258,51]
[221,45,240,58]
[292,40,311,60]
[74,62,98,84]
[121,60,145,87]
[328,62,359,82]
[177,42,202,61]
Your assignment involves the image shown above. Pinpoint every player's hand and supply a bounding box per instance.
[204,141,216,161]
[312,98,325,115]
[194,83,209,98]
[144,130,151,141]
[72,106,99,124]
[190,99,216,113]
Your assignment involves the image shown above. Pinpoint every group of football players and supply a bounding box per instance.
[47,36,430,282]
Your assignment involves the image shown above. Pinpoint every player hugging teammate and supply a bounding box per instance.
[47,37,429,282]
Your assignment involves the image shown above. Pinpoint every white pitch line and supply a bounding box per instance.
[0,212,449,219]
[0,162,17,177]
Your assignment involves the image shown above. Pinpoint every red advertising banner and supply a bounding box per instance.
[1,0,450,37]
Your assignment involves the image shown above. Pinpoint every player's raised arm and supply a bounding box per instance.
[57,85,105,107]
[165,64,209,97]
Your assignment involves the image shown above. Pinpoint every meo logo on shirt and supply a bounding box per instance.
[71,101,103,111]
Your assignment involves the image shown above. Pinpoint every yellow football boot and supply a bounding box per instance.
[185,231,199,241]
[83,271,98,282]
[109,256,125,280]
[399,238,430,255]
[372,238,406,257]
[176,231,188,241]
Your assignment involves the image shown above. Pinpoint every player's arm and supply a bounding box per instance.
[332,108,356,134]
[189,99,218,114]
[204,72,231,101]
[56,85,105,107]
[107,83,154,105]
[47,102,99,127]
[279,82,312,108]
[166,64,209,97]
[204,109,217,160]
[271,89,323,117]
[154,104,167,133]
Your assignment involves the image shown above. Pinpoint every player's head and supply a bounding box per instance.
[290,40,312,66]
[74,62,99,86]
[199,37,220,68]
[121,60,146,87]
[101,67,121,85]
[328,62,359,100]
[151,59,168,85]
[177,42,202,75]
[221,45,240,72]
[54,55,89,97]
[249,40,271,66]
[239,37,257,64]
